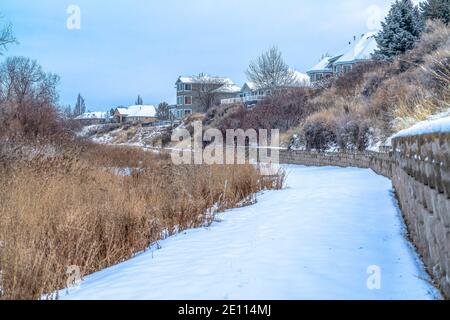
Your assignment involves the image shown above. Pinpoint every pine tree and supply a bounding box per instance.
[135,95,143,105]
[373,0,424,60]
[156,102,170,120]
[74,93,86,117]
[420,0,450,24]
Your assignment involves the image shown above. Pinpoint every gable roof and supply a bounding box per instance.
[334,31,377,65]
[241,82,256,92]
[292,70,310,86]
[307,32,377,74]
[115,105,157,118]
[307,56,333,74]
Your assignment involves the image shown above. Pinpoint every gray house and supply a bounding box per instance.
[175,75,241,113]
[307,32,378,84]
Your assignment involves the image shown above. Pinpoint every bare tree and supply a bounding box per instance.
[196,76,229,112]
[246,46,296,91]
[0,17,16,55]
[0,56,61,137]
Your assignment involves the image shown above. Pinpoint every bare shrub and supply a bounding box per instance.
[303,111,337,151]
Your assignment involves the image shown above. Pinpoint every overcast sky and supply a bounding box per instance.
[1,0,421,111]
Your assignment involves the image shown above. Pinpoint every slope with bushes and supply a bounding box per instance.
[289,21,449,151]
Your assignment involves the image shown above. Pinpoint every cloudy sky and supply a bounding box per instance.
[1,0,421,111]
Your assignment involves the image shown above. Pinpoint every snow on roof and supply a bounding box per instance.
[243,82,257,91]
[334,32,377,65]
[213,84,242,93]
[392,115,450,139]
[116,105,157,118]
[292,70,310,86]
[307,57,333,74]
[75,112,109,120]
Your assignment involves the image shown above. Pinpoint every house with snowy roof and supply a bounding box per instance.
[307,32,378,83]
[113,105,157,124]
[175,74,241,113]
[220,70,310,106]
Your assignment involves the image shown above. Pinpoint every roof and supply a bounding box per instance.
[307,57,333,74]
[75,112,109,120]
[213,84,242,94]
[242,82,257,91]
[334,32,377,65]
[292,70,310,86]
[176,75,235,86]
[115,105,157,118]
[307,32,376,73]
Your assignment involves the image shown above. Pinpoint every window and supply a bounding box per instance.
[184,96,192,105]
[184,84,192,91]
[177,83,184,91]
[184,109,192,115]
[177,96,184,105]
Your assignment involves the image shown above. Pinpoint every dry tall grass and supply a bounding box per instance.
[0,140,284,300]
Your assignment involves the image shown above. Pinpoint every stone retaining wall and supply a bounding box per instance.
[279,133,450,298]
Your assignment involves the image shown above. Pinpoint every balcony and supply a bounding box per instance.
[221,94,267,105]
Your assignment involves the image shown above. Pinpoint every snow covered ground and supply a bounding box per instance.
[60,166,441,300]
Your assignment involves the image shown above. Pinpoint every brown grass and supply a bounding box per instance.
[0,140,283,300]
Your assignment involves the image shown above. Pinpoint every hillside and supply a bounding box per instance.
[202,21,449,152]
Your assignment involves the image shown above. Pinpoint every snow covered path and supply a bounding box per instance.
[61,166,440,300]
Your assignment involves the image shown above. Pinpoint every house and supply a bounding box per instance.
[175,74,241,113]
[333,31,377,74]
[220,70,310,106]
[75,112,110,126]
[307,32,377,84]
[113,105,157,124]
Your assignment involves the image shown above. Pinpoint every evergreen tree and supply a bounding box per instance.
[373,0,424,60]
[135,95,143,105]
[156,102,170,120]
[74,93,86,116]
[420,0,450,24]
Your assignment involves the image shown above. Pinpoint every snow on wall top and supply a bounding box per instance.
[334,32,377,65]
[116,105,157,118]
[392,115,450,139]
